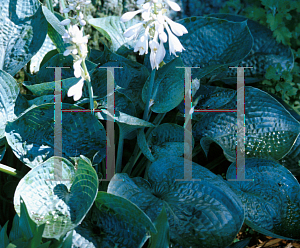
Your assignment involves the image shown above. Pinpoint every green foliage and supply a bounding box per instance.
[220,0,300,115]
[0,0,299,246]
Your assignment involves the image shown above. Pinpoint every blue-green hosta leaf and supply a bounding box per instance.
[108,156,244,247]
[147,123,194,160]
[64,229,97,248]
[0,221,9,248]
[279,135,300,177]
[24,77,82,99]
[0,70,29,141]
[88,16,144,52]
[148,205,170,248]
[88,191,157,247]
[226,158,300,240]
[28,95,55,107]
[28,53,96,84]
[90,47,149,113]
[30,35,56,74]
[0,0,47,76]
[144,16,252,80]
[177,85,236,120]
[42,7,67,53]
[193,86,300,161]
[208,14,294,83]
[5,103,106,168]
[14,156,99,239]
[142,57,185,113]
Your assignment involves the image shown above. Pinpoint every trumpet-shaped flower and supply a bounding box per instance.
[121,0,187,70]
[67,78,85,101]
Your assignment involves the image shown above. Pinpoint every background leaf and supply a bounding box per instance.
[207,13,294,84]
[88,16,144,52]
[144,16,253,80]
[0,0,47,75]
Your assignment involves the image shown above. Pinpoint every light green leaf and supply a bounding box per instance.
[0,70,29,141]
[0,0,47,75]
[14,156,99,239]
[30,35,56,74]
[88,16,144,52]
[42,7,67,53]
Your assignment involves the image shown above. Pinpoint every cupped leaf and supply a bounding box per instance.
[108,156,244,247]
[147,123,194,160]
[89,191,157,247]
[226,158,300,240]
[145,16,253,80]
[208,13,294,83]
[30,35,56,74]
[14,156,99,239]
[88,16,144,52]
[193,86,300,161]
[0,70,29,140]
[5,103,106,168]
[0,0,47,76]
[142,57,185,113]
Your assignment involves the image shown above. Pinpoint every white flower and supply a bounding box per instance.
[121,0,187,70]
[67,77,85,101]
[73,58,83,78]
[121,9,145,22]
[77,12,86,26]
[123,22,144,39]
[164,16,188,36]
[165,23,185,56]
[134,27,149,55]
[166,0,181,11]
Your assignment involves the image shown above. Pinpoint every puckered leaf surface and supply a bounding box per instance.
[14,156,99,239]
[0,0,47,75]
[5,103,106,168]
[108,156,244,247]
[226,158,300,240]
[193,86,300,161]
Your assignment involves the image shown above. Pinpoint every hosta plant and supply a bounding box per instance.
[0,0,299,247]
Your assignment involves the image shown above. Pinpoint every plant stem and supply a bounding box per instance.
[143,69,156,121]
[116,124,124,173]
[0,163,25,179]
[46,0,54,13]
[122,113,166,175]
[82,59,94,115]
[60,0,69,19]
